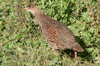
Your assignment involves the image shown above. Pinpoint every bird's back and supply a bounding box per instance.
[35,14,84,52]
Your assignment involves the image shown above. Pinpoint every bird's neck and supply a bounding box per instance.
[31,7,44,17]
[31,8,53,28]
[35,13,48,27]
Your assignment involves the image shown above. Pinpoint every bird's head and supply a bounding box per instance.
[24,3,38,15]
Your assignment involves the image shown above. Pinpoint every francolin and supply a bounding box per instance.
[24,3,84,59]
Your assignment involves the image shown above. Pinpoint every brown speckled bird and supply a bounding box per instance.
[24,3,84,59]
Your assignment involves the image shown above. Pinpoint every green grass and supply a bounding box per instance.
[0,0,100,66]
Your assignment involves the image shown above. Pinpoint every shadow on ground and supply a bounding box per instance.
[61,36,93,61]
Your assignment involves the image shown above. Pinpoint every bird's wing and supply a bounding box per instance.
[42,22,84,51]
[55,23,84,51]
[42,25,67,49]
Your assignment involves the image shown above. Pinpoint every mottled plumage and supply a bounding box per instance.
[24,3,84,59]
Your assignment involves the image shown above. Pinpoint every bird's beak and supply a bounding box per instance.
[24,8,28,10]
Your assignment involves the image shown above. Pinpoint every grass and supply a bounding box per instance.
[0,0,100,66]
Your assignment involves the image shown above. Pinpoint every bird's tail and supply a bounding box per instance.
[72,43,84,52]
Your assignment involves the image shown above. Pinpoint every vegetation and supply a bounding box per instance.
[0,0,100,66]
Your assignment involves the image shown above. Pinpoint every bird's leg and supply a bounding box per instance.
[74,51,77,59]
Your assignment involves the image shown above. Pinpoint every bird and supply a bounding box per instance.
[24,3,84,59]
